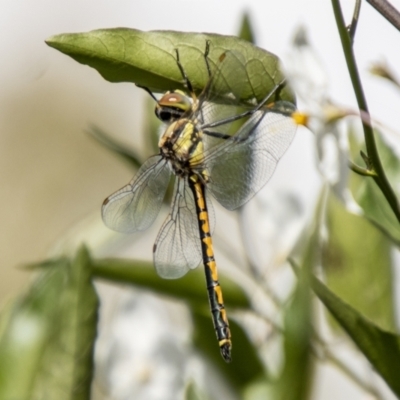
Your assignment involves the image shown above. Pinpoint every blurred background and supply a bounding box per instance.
[1,0,400,398]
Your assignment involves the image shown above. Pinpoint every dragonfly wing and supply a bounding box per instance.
[102,155,170,233]
[205,103,297,210]
[202,51,253,110]
[196,51,252,130]
[154,178,202,279]
[206,188,215,234]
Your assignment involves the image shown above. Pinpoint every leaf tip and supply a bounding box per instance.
[76,244,91,262]
[45,34,61,48]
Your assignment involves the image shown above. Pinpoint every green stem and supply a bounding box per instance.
[348,0,362,41]
[366,0,400,32]
[331,0,400,223]
[349,160,377,177]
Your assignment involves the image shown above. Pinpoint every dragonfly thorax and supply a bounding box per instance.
[158,118,205,177]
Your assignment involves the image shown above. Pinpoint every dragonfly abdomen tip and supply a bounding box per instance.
[220,341,232,363]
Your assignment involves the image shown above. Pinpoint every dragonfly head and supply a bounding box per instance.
[155,90,192,123]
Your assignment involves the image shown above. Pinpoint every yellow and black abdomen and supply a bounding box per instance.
[189,175,232,362]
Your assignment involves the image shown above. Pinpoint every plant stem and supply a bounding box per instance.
[331,0,400,223]
[367,0,400,31]
[349,160,377,177]
[348,0,362,41]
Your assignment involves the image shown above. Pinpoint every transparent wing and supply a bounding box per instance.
[195,51,253,128]
[153,178,202,279]
[203,102,297,210]
[206,188,216,235]
[194,51,260,153]
[102,156,170,233]
[203,50,255,109]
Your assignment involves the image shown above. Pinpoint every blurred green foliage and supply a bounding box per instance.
[0,247,98,400]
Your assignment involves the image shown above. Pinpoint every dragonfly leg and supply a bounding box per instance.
[203,130,231,140]
[203,40,212,78]
[175,48,194,94]
[175,41,212,94]
[201,79,290,130]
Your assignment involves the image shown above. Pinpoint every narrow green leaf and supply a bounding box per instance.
[0,249,98,400]
[184,381,210,400]
[273,274,312,400]
[0,267,64,400]
[273,214,316,400]
[250,382,284,400]
[46,28,295,104]
[32,246,98,400]
[243,381,272,400]
[87,125,143,169]
[312,274,400,397]
[21,256,70,271]
[357,179,400,245]
[323,193,395,331]
[142,95,163,157]
[92,258,250,309]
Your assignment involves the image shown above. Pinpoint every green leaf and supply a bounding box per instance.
[45,28,295,104]
[312,274,400,397]
[351,133,400,245]
[273,273,312,400]
[32,246,98,400]
[238,13,256,44]
[92,258,250,309]
[322,193,395,331]
[0,264,64,400]
[21,256,70,270]
[243,380,273,400]
[184,381,210,400]
[142,95,163,157]
[87,125,143,169]
[357,179,400,245]
[0,247,99,400]
[273,212,316,400]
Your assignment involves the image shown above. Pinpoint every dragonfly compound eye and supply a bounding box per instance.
[156,91,192,123]
[156,109,174,122]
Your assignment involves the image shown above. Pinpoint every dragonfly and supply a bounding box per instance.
[102,42,297,362]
